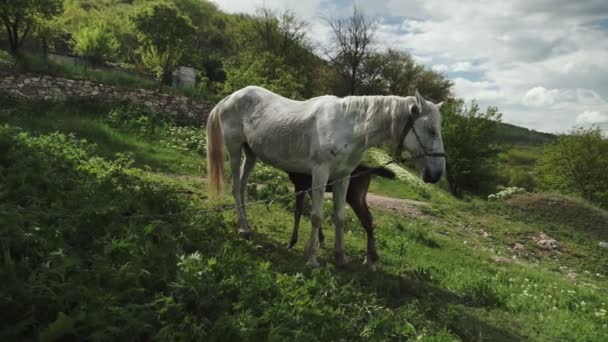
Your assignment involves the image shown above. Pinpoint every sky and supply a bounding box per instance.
[212,0,608,134]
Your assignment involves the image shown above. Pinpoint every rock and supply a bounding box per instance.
[599,242,608,248]
[513,242,525,250]
[537,239,559,250]
[491,256,513,263]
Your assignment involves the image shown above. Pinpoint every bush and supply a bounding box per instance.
[536,127,608,208]
[487,187,526,201]
[71,23,120,64]
[221,52,304,99]
[441,99,502,196]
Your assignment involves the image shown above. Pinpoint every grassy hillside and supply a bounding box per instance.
[494,122,556,146]
[1,97,607,341]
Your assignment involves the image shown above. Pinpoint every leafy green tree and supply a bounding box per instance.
[414,68,453,103]
[221,51,304,99]
[132,1,195,84]
[381,49,421,96]
[536,127,608,208]
[441,99,502,196]
[70,22,119,64]
[0,0,63,54]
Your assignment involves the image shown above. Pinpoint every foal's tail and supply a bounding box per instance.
[370,166,396,179]
[206,104,224,198]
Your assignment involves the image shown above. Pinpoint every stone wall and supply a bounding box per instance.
[0,71,215,126]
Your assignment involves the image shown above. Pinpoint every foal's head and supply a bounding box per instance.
[401,91,446,184]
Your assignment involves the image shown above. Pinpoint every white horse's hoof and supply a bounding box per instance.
[238,229,252,240]
[335,254,349,267]
[363,255,379,271]
[305,256,320,267]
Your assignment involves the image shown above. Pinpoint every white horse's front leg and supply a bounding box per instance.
[332,178,350,266]
[227,144,251,239]
[304,167,329,267]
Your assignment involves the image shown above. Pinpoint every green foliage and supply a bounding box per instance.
[0,0,63,53]
[132,1,196,83]
[70,22,120,64]
[441,99,502,196]
[2,98,607,341]
[222,51,304,99]
[536,127,608,208]
[106,106,206,156]
[493,122,556,146]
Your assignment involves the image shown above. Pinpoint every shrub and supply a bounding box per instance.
[536,127,608,208]
[71,23,120,64]
[487,187,526,201]
[221,52,304,99]
[441,99,502,196]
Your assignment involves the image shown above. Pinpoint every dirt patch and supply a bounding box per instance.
[322,192,426,217]
[176,174,428,217]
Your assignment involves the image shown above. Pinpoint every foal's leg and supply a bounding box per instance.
[355,201,377,270]
[349,177,378,270]
[288,190,305,249]
[304,167,329,267]
[332,178,350,266]
[227,143,250,238]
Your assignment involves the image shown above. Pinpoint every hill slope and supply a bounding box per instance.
[1,97,606,341]
[494,122,557,146]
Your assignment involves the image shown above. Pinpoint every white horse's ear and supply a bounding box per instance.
[415,89,426,109]
[436,102,444,110]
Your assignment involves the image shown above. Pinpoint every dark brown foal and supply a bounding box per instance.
[286,165,395,268]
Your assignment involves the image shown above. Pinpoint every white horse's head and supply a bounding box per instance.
[401,90,446,183]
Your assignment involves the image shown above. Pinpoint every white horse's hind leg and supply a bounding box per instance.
[304,167,329,267]
[332,178,350,266]
[227,143,251,238]
[239,145,257,228]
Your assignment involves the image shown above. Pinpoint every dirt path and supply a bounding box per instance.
[164,173,428,217]
[321,192,427,217]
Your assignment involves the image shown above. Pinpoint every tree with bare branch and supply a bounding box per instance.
[325,6,376,95]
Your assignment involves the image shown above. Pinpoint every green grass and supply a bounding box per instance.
[0,96,202,175]
[1,97,607,341]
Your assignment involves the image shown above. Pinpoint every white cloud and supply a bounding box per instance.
[451,61,473,72]
[432,64,448,72]
[522,87,561,107]
[576,110,608,125]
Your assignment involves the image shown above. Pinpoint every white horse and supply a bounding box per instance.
[206,86,445,269]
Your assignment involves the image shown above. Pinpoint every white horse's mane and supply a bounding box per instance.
[341,95,408,118]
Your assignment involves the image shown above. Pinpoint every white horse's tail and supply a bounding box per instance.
[206,103,224,198]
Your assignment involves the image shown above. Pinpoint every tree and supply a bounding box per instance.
[325,6,376,95]
[414,68,453,103]
[536,127,608,208]
[132,2,195,84]
[0,0,63,54]
[381,49,421,96]
[229,6,317,97]
[221,51,304,99]
[71,22,119,64]
[441,99,502,196]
